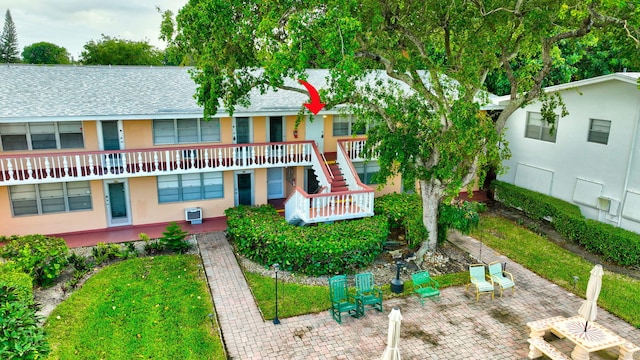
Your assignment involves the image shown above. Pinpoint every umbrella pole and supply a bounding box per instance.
[584,320,588,332]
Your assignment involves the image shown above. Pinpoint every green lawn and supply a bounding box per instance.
[45,255,225,360]
[472,213,640,328]
[246,269,468,320]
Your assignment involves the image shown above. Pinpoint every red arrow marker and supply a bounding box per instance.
[298,79,326,115]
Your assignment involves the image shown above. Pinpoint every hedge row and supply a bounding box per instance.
[226,205,388,276]
[0,234,69,287]
[492,180,640,267]
[0,263,33,304]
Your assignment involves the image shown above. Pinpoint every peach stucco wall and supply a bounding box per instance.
[127,172,236,225]
[0,181,107,236]
[123,120,153,148]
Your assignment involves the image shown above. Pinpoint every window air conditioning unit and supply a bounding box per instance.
[185,207,203,224]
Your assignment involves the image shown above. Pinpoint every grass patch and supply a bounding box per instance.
[472,214,640,328]
[45,255,225,359]
[246,270,468,320]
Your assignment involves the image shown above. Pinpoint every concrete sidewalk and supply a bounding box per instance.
[197,232,639,360]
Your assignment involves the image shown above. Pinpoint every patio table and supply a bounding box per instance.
[550,316,626,360]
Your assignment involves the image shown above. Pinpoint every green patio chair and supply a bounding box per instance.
[411,270,441,305]
[355,272,383,315]
[488,261,515,297]
[329,275,361,324]
[465,264,494,301]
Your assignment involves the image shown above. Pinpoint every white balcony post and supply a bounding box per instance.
[25,158,33,180]
[88,156,94,175]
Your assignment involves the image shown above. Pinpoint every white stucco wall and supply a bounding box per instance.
[499,78,640,232]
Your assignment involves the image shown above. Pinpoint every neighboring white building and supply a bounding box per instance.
[498,72,640,233]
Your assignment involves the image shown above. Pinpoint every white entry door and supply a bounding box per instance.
[267,168,284,199]
[104,179,131,226]
[305,115,324,153]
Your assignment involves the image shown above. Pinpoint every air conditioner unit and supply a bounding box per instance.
[185,207,203,224]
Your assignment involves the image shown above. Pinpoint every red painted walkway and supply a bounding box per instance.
[52,217,227,248]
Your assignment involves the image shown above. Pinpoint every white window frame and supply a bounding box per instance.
[0,121,84,151]
[9,181,92,216]
[587,119,611,145]
[157,172,224,203]
[153,118,221,145]
[525,112,557,143]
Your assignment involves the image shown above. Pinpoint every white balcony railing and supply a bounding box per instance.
[0,141,316,185]
[284,186,374,224]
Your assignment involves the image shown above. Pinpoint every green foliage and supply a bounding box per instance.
[226,205,388,276]
[0,10,20,63]
[374,193,480,246]
[0,263,33,304]
[45,255,224,359]
[80,35,163,65]
[21,42,71,64]
[438,201,480,243]
[160,222,191,254]
[91,242,121,265]
[0,286,50,359]
[373,193,429,248]
[0,234,69,287]
[493,180,640,267]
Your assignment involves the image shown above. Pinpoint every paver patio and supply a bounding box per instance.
[198,231,639,360]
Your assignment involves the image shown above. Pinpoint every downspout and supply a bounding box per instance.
[618,98,640,226]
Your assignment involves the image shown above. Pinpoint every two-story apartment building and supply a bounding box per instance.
[1,65,402,237]
[498,72,640,234]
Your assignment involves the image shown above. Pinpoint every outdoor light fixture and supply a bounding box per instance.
[273,263,281,325]
[572,276,579,290]
[390,261,405,294]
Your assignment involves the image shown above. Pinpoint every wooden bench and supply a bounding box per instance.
[411,271,440,305]
[527,338,571,360]
[526,316,565,338]
[618,339,640,360]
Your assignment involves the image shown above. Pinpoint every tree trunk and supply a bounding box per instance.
[415,179,444,264]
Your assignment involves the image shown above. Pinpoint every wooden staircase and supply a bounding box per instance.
[327,160,349,192]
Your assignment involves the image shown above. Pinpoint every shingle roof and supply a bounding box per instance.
[0,65,502,122]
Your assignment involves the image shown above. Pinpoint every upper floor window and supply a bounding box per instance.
[525,112,557,143]
[153,118,221,145]
[10,181,92,216]
[587,119,611,145]
[0,121,84,151]
[333,115,366,136]
[157,172,224,203]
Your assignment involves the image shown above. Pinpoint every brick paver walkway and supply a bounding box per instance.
[198,232,639,360]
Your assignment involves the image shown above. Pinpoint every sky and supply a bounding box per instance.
[0,0,188,61]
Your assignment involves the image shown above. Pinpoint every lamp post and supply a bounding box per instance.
[273,263,281,325]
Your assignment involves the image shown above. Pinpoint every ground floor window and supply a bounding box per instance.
[157,172,224,203]
[354,161,380,185]
[10,181,92,216]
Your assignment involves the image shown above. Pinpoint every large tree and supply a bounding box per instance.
[173,0,639,261]
[0,9,20,63]
[22,42,71,64]
[80,35,163,65]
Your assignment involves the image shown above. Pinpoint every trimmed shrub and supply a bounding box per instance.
[160,222,191,253]
[0,263,33,304]
[0,285,50,359]
[226,205,388,276]
[0,234,69,287]
[492,180,640,267]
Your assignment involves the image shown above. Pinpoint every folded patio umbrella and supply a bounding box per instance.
[381,307,403,360]
[577,264,604,332]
